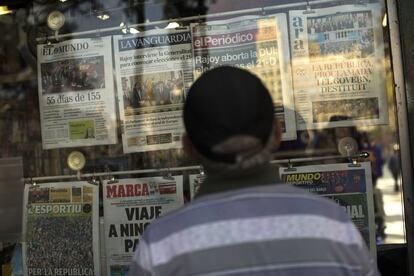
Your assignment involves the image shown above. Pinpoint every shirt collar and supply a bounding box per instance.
[195,164,280,198]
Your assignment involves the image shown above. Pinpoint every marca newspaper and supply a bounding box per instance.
[22,182,100,276]
[37,37,117,149]
[113,29,193,153]
[190,15,297,141]
[290,4,388,130]
[103,177,184,275]
[279,162,376,255]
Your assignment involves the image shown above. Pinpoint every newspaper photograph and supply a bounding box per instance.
[290,4,388,129]
[191,15,296,140]
[37,37,117,149]
[279,162,376,254]
[113,28,193,153]
[22,182,100,276]
[103,177,184,275]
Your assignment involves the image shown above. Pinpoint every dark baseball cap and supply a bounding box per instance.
[183,66,275,163]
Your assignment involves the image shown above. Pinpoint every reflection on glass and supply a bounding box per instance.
[0,0,405,254]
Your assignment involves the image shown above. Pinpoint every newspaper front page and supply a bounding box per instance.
[22,182,100,276]
[37,37,117,149]
[279,162,376,255]
[191,15,296,140]
[113,29,193,153]
[103,177,184,275]
[290,4,388,130]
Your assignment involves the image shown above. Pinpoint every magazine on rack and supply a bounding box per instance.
[279,162,376,255]
[190,15,296,140]
[290,4,388,129]
[22,181,100,276]
[37,37,117,149]
[113,29,193,153]
[103,177,184,276]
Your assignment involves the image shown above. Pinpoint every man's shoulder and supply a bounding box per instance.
[136,184,374,276]
[193,184,339,208]
[144,184,351,243]
[155,184,343,221]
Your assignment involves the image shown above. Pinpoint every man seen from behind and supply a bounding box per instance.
[129,66,379,276]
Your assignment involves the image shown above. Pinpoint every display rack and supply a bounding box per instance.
[35,0,351,42]
[23,152,369,183]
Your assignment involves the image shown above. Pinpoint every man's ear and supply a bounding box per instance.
[272,119,282,151]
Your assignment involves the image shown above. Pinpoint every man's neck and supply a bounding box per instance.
[196,164,280,198]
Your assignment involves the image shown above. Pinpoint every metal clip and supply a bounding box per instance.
[92,27,103,40]
[348,157,361,167]
[358,151,370,159]
[303,0,315,14]
[107,175,118,184]
[30,177,37,187]
[44,34,54,47]
[88,172,99,185]
[163,168,175,181]
[120,22,130,34]
[284,160,297,172]
[104,165,118,184]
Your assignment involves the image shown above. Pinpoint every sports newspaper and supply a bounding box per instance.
[113,28,193,153]
[279,162,376,255]
[22,182,100,276]
[290,4,388,130]
[103,177,184,275]
[37,37,117,149]
[190,15,297,140]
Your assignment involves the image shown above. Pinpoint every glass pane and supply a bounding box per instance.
[0,0,406,274]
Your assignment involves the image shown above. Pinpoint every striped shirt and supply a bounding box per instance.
[129,167,379,276]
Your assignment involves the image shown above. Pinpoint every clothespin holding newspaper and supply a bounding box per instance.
[88,173,99,185]
[163,167,175,181]
[105,165,118,184]
[303,0,315,14]
[92,26,103,41]
[199,165,205,177]
[284,159,297,172]
[337,137,364,167]
[29,177,37,187]
[348,151,370,168]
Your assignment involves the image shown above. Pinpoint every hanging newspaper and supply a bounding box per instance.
[37,37,117,149]
[191,15,296,140]
[279,162,376,255]
[113,28,193,153]
[290,4,388,130]
[23,181,100,276]
[103,176,184,275]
